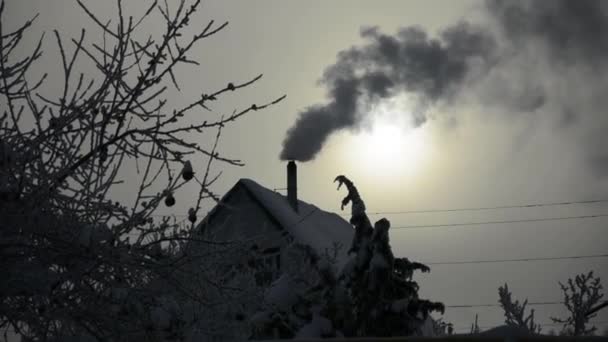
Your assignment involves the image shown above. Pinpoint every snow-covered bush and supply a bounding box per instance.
[248,242,342,339]
[0,0,283,340]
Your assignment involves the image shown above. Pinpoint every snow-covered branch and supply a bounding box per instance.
[0,0,284,339]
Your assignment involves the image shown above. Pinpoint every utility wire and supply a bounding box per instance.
[424,253,608,266]
[453,320,608,333]
[446,301,563,308]
[338,198,608,216]
[391,213,608,230]
[24,198,606,218]
[142,197,608,217]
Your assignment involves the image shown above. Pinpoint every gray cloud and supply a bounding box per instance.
[485,0,608,178]
[487,0,608,66]
[281,0,608,177]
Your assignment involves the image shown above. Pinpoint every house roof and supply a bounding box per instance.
[206,178,354,267]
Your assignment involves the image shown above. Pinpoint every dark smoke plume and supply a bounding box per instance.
[280,0,608,175]
[280,23,495,161]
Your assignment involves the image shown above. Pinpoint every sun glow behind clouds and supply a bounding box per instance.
[360,122,429,176]
[343,100,433,182]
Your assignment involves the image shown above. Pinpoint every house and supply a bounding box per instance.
[176,162,355,340]
[187,163,450,340]
[195,161,354,286]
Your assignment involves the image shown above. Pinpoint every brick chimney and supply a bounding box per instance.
[287,161,298,212]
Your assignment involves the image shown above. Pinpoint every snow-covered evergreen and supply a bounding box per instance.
[250,175,444,339]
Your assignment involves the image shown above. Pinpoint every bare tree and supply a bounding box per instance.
[551,271,606,336]
[0,0,284,340]
[498,283,541,334]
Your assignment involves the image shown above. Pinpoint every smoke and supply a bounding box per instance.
[485,0,608,178]
[488,0,608,66]
[280,0,608,176]
[280,22,495,161]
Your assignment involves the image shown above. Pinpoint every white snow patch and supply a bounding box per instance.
[239,179,354,268]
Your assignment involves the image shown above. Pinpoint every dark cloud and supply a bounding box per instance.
[486,0,608,178]
[280,0,608,176]
[487,0,608,66]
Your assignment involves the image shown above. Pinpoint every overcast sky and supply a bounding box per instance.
[8,0,608,333]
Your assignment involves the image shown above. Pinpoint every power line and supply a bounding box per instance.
[144,197,608,217]
[62,197,608,217]
[446,301,563,308]
[338,198,608,216]
[424,253,608,266]
[391,213,608,230]
[453,320,608,332]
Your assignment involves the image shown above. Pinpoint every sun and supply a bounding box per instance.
[346,119,431,180]
[364,124,407,163]
[337,95,434,181]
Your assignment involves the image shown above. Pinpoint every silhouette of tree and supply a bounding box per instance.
[470,313,480,334]
[250,175,443,339]
[498,283,541,334]
[0,0,284,340]
[334,175,443,337]
[551,271,606,336]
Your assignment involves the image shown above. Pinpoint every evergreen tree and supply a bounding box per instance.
[250,175,444,339]
[334,175,444,337]
[498,283,541,334]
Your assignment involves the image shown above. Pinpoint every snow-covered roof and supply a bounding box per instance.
[236,179,354,266]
